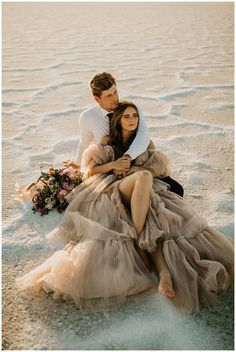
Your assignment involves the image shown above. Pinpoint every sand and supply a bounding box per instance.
[2,2,234,350]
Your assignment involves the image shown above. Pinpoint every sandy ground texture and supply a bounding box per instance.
[2,2,234,350]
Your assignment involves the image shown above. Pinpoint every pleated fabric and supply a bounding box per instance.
[16,145,234,313]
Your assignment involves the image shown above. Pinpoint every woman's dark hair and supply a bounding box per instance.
[109,100,139,159]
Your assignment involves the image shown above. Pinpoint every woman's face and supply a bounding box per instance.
[120,106,139,132]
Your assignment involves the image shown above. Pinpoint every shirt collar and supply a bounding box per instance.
[99,106,111,118]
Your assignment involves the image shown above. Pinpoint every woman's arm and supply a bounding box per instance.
[88,136,130,177]
[89,157,131,177]
[100,135,110,146]
[81,140,157,177]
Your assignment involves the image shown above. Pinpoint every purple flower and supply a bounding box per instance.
[38,207,46,216]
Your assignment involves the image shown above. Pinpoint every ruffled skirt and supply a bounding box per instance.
[16,175,234,313]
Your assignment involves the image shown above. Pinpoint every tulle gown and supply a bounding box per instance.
[16,145,234,313]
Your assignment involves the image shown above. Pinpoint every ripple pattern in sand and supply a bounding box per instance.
[2,3,234,351]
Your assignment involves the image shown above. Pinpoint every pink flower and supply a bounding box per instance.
[63,167,78,180]
[48,167,55,175]
[62,182,74,191]
[62,168,70,175]
[58,189,69,198]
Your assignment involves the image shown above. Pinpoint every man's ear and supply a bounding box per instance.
[94,95,101,104]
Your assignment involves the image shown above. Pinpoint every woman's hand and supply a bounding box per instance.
[112,156,131,171]
[63,160,80,169]
[113,169,127,178]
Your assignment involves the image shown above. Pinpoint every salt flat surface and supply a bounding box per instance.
[2,3,234,350]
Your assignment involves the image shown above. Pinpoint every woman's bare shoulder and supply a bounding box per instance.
[100,135,110,146]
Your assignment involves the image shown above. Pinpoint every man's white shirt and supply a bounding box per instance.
[76,104,150,164]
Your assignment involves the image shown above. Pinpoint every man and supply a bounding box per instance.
[74,72,184,196]
[76,72,150,169]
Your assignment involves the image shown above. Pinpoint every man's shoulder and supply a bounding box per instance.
[136,104,143,114]
[80,105,100,120]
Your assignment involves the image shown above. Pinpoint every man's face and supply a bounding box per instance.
[94,84,119,112]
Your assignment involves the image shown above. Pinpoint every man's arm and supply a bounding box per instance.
[75,113,93,164]
[124,106,150,160]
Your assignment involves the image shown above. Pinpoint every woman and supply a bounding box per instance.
[87,101,176,298]
[16,101,233,313]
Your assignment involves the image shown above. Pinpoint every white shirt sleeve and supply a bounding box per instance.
[124,106,150,160]
[75,112,93,164]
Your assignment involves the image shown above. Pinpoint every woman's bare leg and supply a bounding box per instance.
[119,171,152,235]
[150,242,175,297]
[119,170,175,297]
[119,171,153,270]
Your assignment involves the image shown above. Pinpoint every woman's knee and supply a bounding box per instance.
[135,170,153,184]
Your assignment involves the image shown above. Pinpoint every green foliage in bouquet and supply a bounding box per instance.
[27,165,83,216]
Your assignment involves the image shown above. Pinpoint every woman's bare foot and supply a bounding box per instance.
[159,270,175,298]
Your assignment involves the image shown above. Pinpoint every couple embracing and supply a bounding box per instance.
[16,72,233,313]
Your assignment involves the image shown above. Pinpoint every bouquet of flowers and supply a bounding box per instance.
[27,164,83,216]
